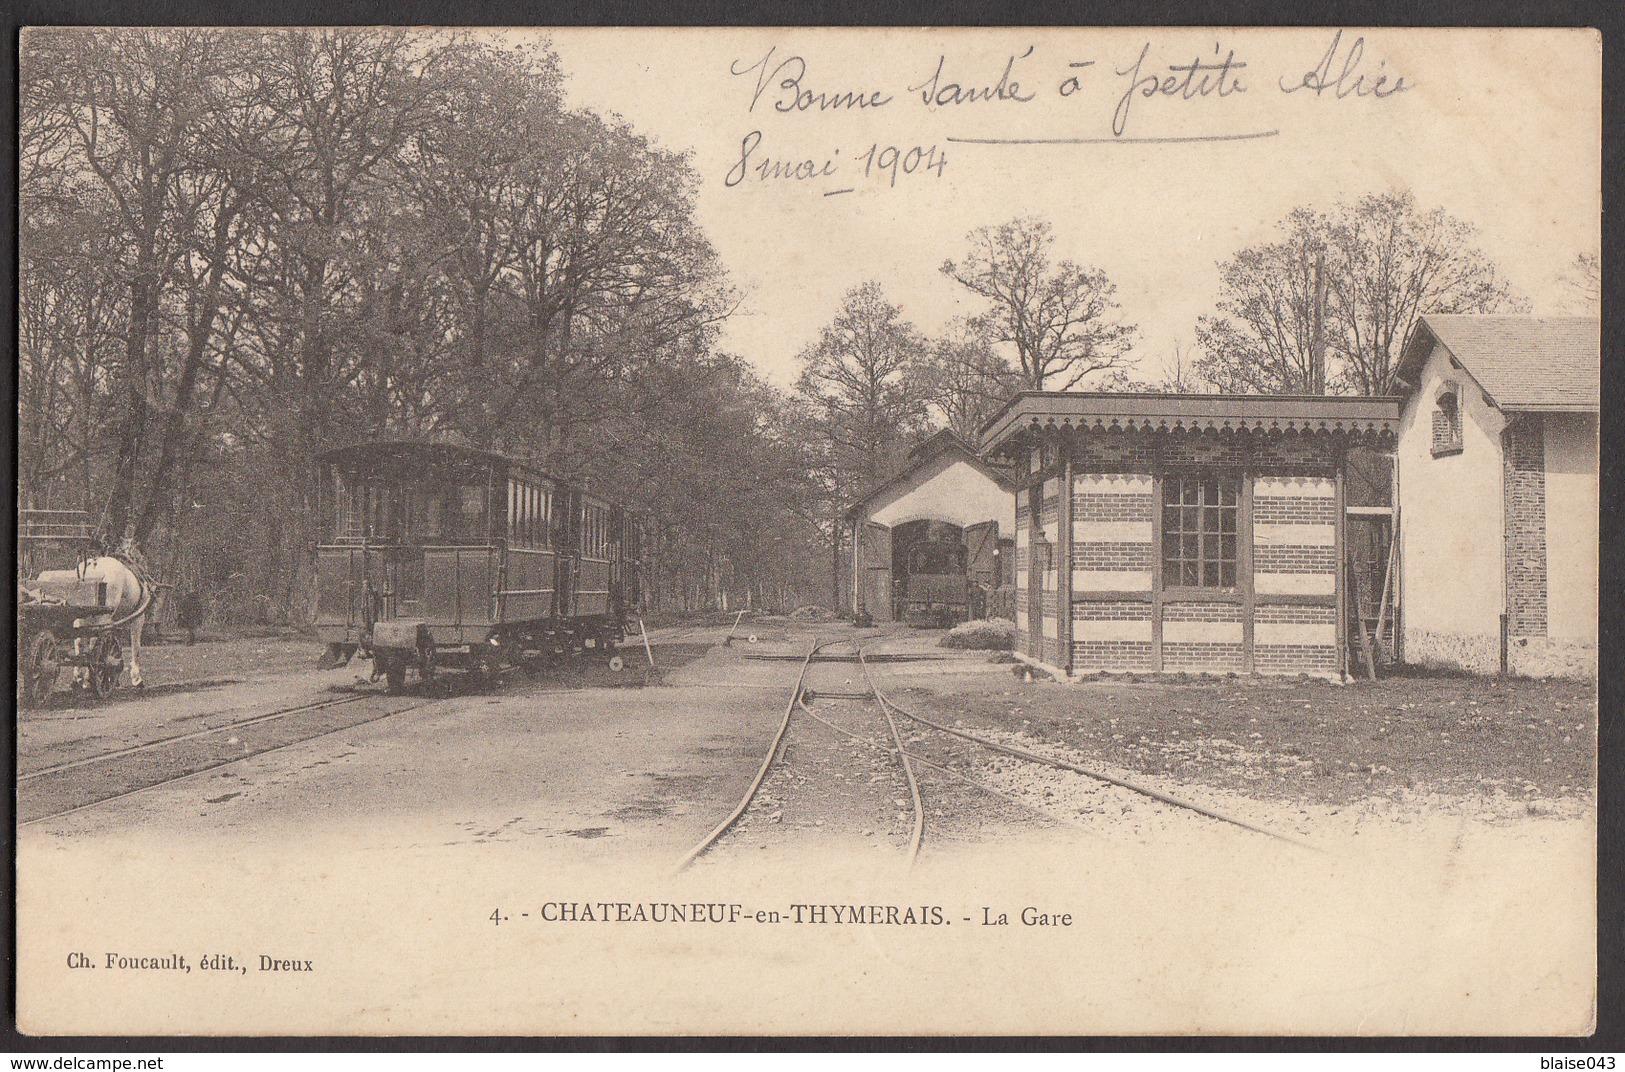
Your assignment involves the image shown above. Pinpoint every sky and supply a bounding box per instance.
[510,27,1598,389]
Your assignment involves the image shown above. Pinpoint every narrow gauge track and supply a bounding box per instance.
[674,634,926,871]
[677,635,1323,868]
[18,691,428,828]
[859,652,1327,855]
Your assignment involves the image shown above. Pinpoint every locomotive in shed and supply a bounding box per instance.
[313,441,642,691]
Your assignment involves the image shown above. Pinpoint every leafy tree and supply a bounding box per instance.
[941,216,1137,390]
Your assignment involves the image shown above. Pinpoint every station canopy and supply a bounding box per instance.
[979,392,1403,455]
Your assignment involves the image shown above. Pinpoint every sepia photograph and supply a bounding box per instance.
[13,25,1602,1037]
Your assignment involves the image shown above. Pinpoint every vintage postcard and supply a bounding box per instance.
[15,26,1599,1036]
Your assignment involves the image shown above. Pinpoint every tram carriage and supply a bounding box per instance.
[314,442,642,691]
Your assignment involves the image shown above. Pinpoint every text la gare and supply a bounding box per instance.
[983,906,1073,926]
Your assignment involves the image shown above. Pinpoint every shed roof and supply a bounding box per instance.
[1395,315,1599,413]
[978,392,1402,453]
[845,431,1015,521]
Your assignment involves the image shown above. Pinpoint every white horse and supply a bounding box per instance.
[36,555,149,690]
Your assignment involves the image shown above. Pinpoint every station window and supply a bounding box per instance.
[1431,383,1463,457]
[1162,476,1239,589]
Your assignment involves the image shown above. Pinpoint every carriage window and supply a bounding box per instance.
[583,503,610,557]
[506,480,554,549]
[1162,476,1239,588]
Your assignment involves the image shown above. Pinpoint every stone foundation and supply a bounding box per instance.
[1508,635,1597,679]
[1403,629,1500,674]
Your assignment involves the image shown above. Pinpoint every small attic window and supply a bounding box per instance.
[1431,383,1463,457]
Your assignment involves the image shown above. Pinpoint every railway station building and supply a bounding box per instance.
[978,393,1402,681]
[844,430,1016,625]
[1391,315,1599,678]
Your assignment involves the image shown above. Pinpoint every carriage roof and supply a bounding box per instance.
[317,440,556,485]
[316,440,622,510]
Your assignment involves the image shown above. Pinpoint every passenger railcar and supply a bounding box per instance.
[313,441,641,690]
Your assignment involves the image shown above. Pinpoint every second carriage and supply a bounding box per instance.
[314,442,643,691]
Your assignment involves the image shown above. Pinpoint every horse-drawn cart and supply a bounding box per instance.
[16,510,139,706]
[17,583,127,704]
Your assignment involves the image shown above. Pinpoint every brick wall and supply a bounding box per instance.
[1162,600,1244,672]
[1253,497,1336,524]
[1162,434,1245,467]
[1163,641,1246,672]
[1014,487,1030,650]
[1253,435,1331,470]
[1072,541,1155,571]
[1056,440,1346,680]
[1072,599,1154,673]
[1071,432,1159,470]
[1503,419,1547,638]
[1252,475,1339,676]
[1253,545,1338,573]
[1254,603,1338,675]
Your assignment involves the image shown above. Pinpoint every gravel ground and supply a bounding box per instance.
[855,640,1596,850]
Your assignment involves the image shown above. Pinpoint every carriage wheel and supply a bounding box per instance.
[23,630,61,707]
[90,633,124,700]
[607,654,625,673]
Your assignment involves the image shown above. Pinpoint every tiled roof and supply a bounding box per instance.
[1398,315,1599,412]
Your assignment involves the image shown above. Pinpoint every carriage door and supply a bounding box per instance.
[965,520,999,620]
[554,489,580,619]
[855,522,892,621]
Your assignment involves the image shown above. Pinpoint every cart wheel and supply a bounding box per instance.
[23,631,61,707]
[607,654,625,673]
[90,633,124,700]
[417,646,437,686]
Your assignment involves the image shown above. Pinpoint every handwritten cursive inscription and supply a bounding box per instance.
[1112,42,1248,137]
[1280,30,1410,98]
[907,48,1038,108]
[722,36,1414,195]
[725,131,839,187]
[731,47,894,114]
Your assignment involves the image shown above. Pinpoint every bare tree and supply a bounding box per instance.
[1557,252,1600,312]
[795,281,930,491]
[1194,212,1326,394]
[1327,191,1523,395]
[941,216,1137,391]
[1195,191,1522,396]
[905,318,1023,439]
[21,29,256,542]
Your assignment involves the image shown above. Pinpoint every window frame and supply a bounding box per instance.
[1431,382,1464,457]
[1159,472,1243,594]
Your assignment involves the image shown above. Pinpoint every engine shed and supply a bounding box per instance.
[979,393,1401,680]
[844,431,1016,626]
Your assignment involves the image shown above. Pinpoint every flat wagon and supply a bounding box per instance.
[313,442,642,691]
